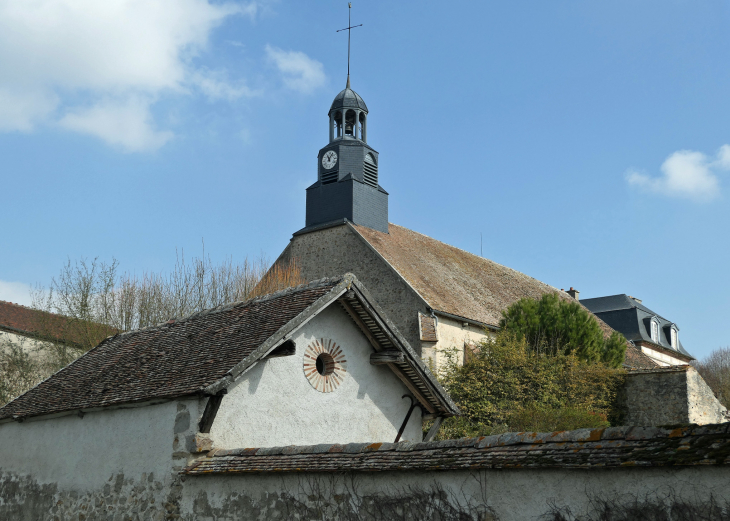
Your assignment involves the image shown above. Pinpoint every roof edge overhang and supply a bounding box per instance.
[202,273,459,417]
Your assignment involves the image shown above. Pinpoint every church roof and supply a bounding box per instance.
[0,274,457,422]
[329,86,368,114]
[352,223,658,369]
[354,223,576,328]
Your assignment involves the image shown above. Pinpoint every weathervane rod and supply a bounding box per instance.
[337,2,362,87]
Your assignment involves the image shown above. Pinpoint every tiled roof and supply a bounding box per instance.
[353,224,656,370]
[184,423,730,474]
[624,344,660,370]
[0,280,339,421]
[356,224,579,327]
[0,300,80,344]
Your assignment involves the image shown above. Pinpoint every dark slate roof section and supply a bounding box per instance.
[329,87,368,113]
[0,274,458,422]
[184,423,730,475]
[0,279,340,421]
[581,295,692,359]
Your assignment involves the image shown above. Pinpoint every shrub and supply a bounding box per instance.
[431,332,625,439]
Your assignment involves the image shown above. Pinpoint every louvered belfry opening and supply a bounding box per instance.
[321,171,338,184]
[363,153,377,187]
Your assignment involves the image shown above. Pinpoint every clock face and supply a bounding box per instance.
[321,150,338,170]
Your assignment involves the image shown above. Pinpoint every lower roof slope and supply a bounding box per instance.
[0,281,337,421]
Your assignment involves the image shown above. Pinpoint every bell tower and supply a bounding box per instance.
[300,4,388,234]
[303,80,388,234]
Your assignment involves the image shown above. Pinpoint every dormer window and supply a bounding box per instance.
[650,319,659,343]
[670,327,678,348]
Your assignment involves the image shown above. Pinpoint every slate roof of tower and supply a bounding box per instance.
[582,294,693,359]
[0,280,339,421]
[329,87,368,113]
[184,423,730,474]
[352,223,658,369]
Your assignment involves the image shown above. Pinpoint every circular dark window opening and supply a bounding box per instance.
[315,352,335,376]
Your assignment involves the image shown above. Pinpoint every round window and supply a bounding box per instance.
[304,339,347,393]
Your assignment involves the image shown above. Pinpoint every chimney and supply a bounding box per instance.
[567,287,579,300]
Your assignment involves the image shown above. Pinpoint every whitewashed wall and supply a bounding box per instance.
[0,398,201,490]
[179,465,730,521]
[210,304,423,448]
[421,315,493,370]
[0,330,47,359]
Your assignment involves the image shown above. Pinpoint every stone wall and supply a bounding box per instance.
[624,366,729,425]
[280,223,429,354]
[3,419,730,520]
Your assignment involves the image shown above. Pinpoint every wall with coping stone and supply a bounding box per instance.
[624,367,729,426]
[279,224,429,355]
[209,304,423,449]
[0,397,205,520]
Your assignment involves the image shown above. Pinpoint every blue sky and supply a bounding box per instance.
[1,0,728,359]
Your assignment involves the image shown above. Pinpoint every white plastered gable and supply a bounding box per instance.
[209,304,423,448]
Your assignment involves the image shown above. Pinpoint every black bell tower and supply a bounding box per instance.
[303,79,389,234]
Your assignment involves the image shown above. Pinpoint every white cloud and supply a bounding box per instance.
[266,45,326,94]
[59,97,173,152]
[0,280,33,307]
[626,146,729,202]
[0,0,256,150]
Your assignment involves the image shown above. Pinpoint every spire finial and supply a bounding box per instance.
[337,2,362,88]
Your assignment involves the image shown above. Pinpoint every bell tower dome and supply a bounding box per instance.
[302,79,388,234]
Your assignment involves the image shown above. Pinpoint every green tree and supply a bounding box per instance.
[499,293,627,368]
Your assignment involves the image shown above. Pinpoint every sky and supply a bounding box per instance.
[0,0,728,360]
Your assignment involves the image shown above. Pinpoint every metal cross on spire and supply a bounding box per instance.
[337,2,362,89]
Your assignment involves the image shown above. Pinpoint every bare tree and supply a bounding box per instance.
[0,250,304,407]
[693,347,730,409]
